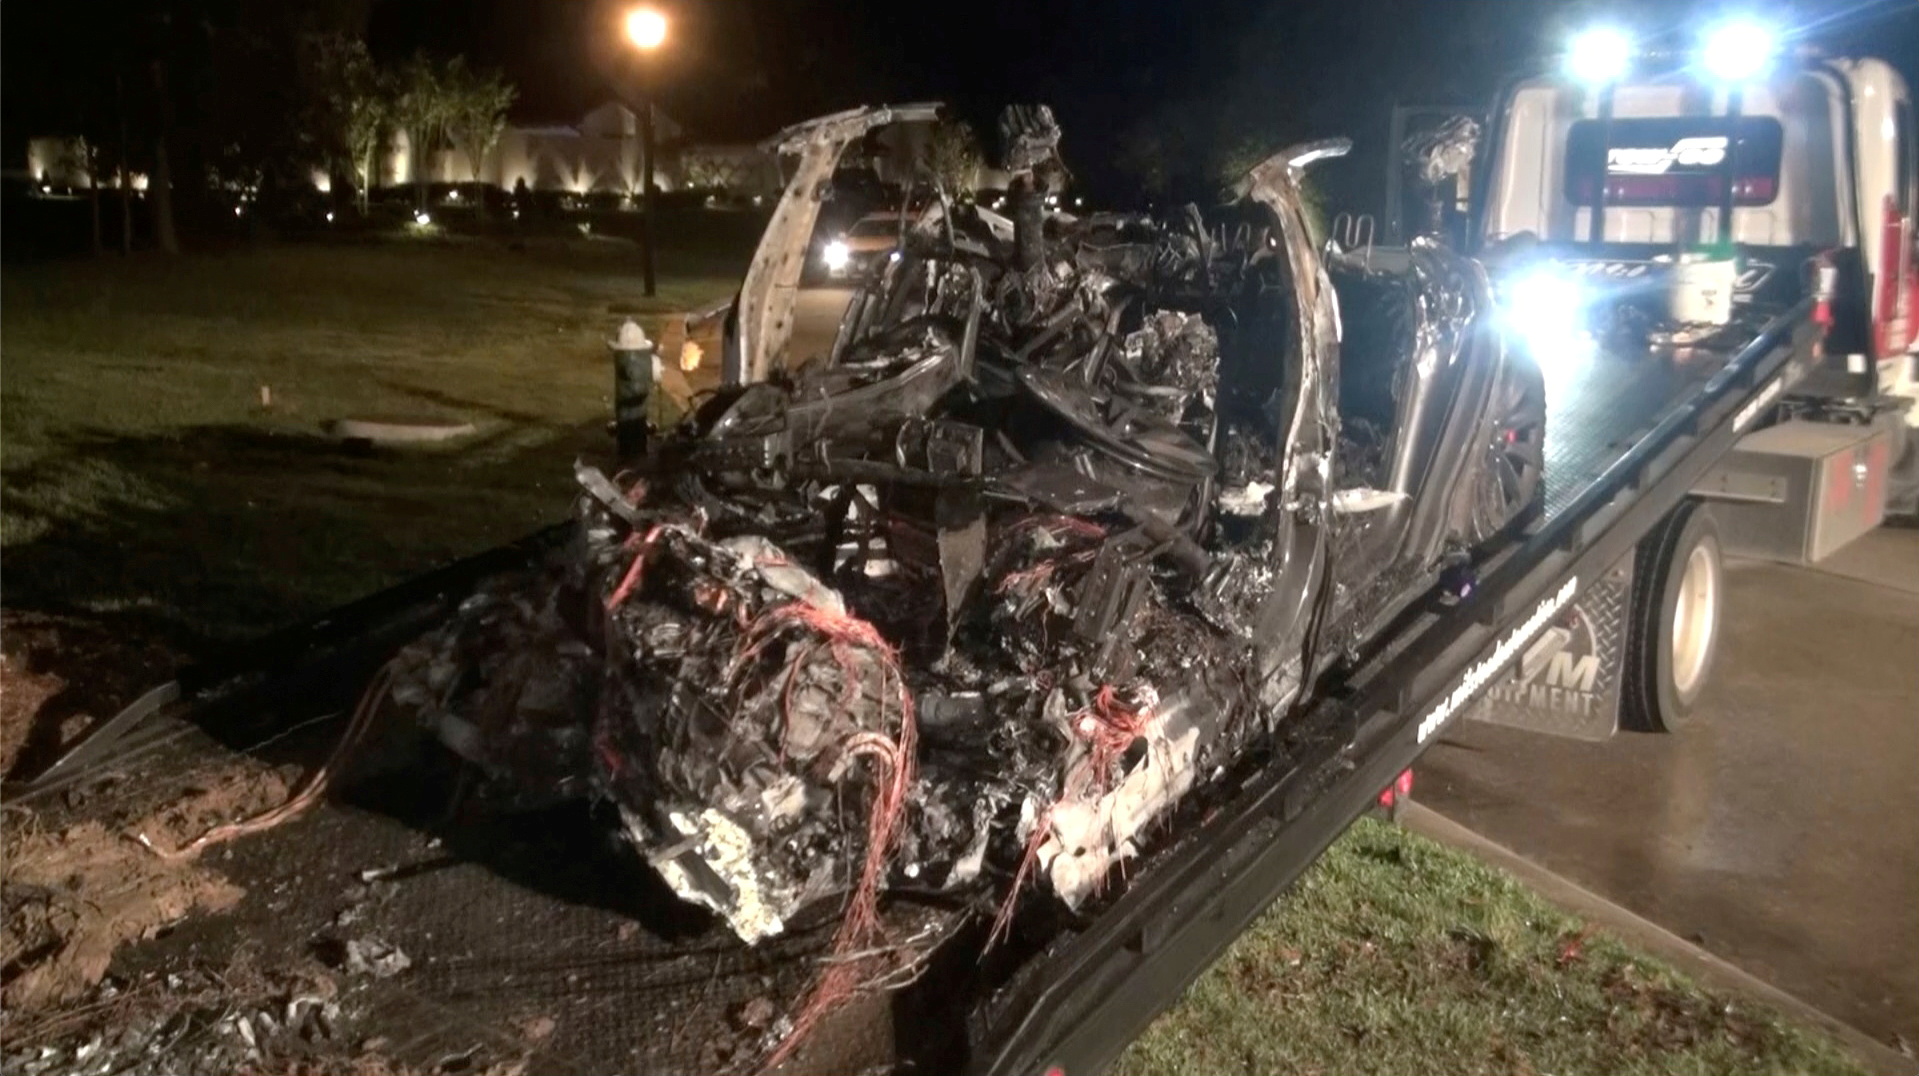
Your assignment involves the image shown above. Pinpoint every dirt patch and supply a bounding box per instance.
[0,609,180,780]
[128,763,293,855]
[0,650,65,776]
[0,819,244,1011]
[1,762,288,1012]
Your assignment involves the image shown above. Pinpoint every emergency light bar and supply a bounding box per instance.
[1700,19,1778,83]
[1566,27,1633,85]
[1563,18,1783,86]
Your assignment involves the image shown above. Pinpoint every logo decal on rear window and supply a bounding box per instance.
[1607,136,1729,175]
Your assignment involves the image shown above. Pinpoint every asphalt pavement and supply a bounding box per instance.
[788,286,855,368]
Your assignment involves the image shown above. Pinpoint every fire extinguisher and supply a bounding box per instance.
[1810,249,1839,335]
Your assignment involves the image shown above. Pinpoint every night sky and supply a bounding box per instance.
[363,0,1919,201]
[7,0,1919,205]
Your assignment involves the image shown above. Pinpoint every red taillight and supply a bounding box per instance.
[1377,768,1415,808]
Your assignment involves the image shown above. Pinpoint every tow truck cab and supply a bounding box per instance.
[1475,50,1919,446]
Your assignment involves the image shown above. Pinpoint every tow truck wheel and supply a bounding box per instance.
[1622,499,1723,733]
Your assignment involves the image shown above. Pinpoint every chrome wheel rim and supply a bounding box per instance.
[1670,543,1718,698]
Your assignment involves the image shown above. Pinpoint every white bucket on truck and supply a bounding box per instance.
[1660,253,1738,326]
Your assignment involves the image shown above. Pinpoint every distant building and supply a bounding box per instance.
[381,101,687,195]
[21,137,145,190]
[19,105,1002,202]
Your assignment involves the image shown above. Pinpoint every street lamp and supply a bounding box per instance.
[625,6,667,296]
[625,7,667,51]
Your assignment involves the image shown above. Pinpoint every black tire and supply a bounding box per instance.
[1621,499,1723,733]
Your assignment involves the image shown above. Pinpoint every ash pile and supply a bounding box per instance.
[390,105,1328,952]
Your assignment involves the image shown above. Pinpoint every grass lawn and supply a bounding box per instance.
[0,237,1874,1075]
[1119,819,1867,1076]
[2,234,743,647]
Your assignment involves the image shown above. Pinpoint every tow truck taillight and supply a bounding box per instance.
[1377,768,1415,810]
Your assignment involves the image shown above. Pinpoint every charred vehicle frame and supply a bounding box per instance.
[386,102,1548,1005]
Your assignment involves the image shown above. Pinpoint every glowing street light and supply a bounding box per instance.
[625,7,667,51]
[1566,27,1633,85]
[1701,19,1777,84]
[624,5,668,296]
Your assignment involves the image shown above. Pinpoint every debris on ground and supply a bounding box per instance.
[0,931,352,1076]
[0,754,290,1014]
[0,818,245,1012]
[342,937,413,979]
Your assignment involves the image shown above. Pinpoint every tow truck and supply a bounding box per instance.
[9,20,1912,1076]
[971,30,1911,1075]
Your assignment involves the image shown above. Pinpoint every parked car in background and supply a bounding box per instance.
[820,211,908,280]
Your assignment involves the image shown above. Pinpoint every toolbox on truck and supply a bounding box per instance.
[1695,420,1890,564]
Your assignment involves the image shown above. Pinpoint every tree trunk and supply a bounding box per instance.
[149,60,179,255]
[89,174,104,256]
[414,130,429,211]
[469,148,490,221]
[117,75,133,255]
[640,96,657,297]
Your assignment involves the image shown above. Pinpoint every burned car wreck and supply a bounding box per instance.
[388,104,1545,964]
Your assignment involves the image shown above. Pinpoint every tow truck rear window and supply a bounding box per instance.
[1565,116,1785,208]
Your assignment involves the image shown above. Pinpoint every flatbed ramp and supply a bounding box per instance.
[975,305,1816,1076]
[12,305,1814,1076]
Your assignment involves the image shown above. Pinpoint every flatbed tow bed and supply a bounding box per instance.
[971,303,1818,1075]
[5,294,1818,1074]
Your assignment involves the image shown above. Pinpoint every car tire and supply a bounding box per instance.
[1470,359,1547,544]
[1621,499,1723,733]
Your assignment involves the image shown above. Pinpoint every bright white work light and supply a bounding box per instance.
[1500,266,1594,363]
[1701,19,1777,83]
[1566,27,1633,85]
[822,239,850,271]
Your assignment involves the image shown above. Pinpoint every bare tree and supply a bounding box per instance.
[447,63,516,187]
[300,31,390,213]
[392,53,455,209]
[344,73,393,214]
[924,118,984,198]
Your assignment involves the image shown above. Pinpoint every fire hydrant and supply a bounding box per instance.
[610,319,658,459]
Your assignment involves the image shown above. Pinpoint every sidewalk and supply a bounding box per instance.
[1401,804,1916,1076]
[1418,527,1919,1057]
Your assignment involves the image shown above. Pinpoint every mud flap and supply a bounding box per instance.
[1464,560,1630,741]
